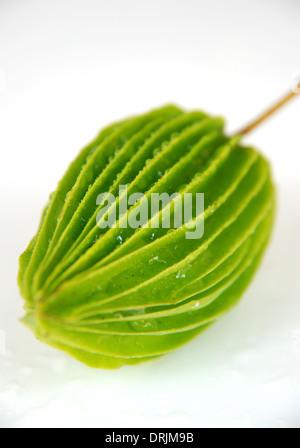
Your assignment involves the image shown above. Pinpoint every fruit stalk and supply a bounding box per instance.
[237,85,300,136]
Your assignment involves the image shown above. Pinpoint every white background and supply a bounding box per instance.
[0,0,300,428]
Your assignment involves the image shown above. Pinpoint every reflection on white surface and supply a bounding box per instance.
[0,0,299,428]
[0,184,299,428]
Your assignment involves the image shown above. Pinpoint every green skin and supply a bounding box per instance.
[18,105,275,369]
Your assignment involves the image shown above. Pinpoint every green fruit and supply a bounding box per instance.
[18,104,275,369]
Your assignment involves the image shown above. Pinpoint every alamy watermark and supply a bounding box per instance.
[96,186,205,239]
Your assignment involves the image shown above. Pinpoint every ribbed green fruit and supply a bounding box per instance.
[18,105,275,369]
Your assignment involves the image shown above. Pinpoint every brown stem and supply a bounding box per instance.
[237,84,300,136]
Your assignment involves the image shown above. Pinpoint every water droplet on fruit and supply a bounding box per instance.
[192,301,200,310]
[129,319,157,332]
[149,256,167,265]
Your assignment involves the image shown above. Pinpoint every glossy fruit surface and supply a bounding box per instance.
[18,105,275,368]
